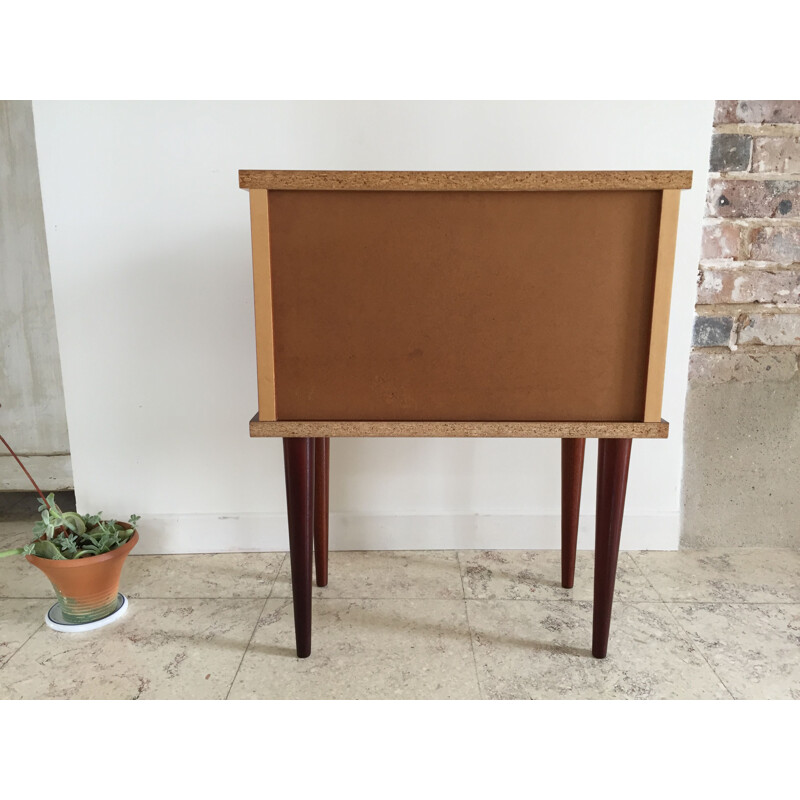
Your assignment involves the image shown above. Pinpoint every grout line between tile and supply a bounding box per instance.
[0,596,55,600]
[661,600,800,606]
[0,620,46,675]
[625,552,668,602]
[268,594,482,601]
[97,595,282,601]
[224,555,286,699]
[454,551,466,600]
[660,602,737,700]
[265,553,288,600]
[225,596,270,700]
[263,596,670,603]
[627,552,738,698]
[456,552,484,700]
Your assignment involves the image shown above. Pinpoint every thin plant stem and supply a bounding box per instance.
[0,432,51,510]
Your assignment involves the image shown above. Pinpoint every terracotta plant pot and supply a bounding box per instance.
[26,526,139,624]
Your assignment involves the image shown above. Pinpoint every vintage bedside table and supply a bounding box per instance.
[240,169,691,659]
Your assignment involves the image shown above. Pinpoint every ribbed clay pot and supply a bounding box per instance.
[26,526,139,624]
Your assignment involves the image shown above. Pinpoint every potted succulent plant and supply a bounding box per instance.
[1,427,139,627]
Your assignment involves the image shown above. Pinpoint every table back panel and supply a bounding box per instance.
[264,188,662,422]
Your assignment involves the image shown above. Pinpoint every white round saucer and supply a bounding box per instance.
[45,593,128,632]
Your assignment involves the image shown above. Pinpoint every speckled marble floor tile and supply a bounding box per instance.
[466,600,731,699]
[0,598,264,699]
[271,550,464,599]
[458,550,660,602]
[0,553,56,598]
[228,598,480,699]
[0,521,36,545]
[121,552,285,598]
[668,603,800,699]
[0,523,56,598]
[630,549,800,603]
[4,543,799,700]
[0,599,49,667]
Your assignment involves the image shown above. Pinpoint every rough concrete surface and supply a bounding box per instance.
[0,100,72,489]
[681,372,800,548]
[688,351,798,384]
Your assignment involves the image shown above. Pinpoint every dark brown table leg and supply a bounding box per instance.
[592,437,632,658]
[561,438,585,589]
[283,437,315,658]
[314,437,330,588]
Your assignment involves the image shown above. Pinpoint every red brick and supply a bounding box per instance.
[752,137,800,173]
[697,268,800,305]
[717,101,800,125]
[707,179,800,219]
[700,222,741,259]
[713,101,739,125]
[747,227,800,263]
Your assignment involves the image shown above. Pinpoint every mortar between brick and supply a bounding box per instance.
[713,123,800,137]
[695,303,800,315]
[699,261,800,270]
[706,172,800,181]
[691,344,800,354]
[702,219,800,226]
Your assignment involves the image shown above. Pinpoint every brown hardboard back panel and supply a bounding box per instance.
[267,190,662,421]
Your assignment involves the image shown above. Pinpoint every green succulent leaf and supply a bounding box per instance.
[21,507,140,559]
[61,512,86,535]
[53,532,78,555]
[32,539,66,560]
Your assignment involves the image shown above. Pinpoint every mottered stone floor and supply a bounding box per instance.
[1,520,799,700]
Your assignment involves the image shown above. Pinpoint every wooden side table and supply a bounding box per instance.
[241,170,691,659]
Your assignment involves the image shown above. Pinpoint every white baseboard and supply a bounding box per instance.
[134,512,679,554]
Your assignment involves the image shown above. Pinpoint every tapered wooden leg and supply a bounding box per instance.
[314,437,330,588]
[561,438,585,589]
[592,437,632,659]
[283,437,315,658]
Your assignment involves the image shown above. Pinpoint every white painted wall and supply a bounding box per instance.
[32,101,713,553]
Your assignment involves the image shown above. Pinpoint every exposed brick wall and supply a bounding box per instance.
[690,101,800,382]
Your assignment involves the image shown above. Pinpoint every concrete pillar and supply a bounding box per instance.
[0,100,72,489]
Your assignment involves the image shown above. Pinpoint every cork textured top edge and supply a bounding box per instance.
[238,170,693,192]
[247,416,670,439]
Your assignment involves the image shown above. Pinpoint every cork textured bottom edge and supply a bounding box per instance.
[248,416,669,439]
